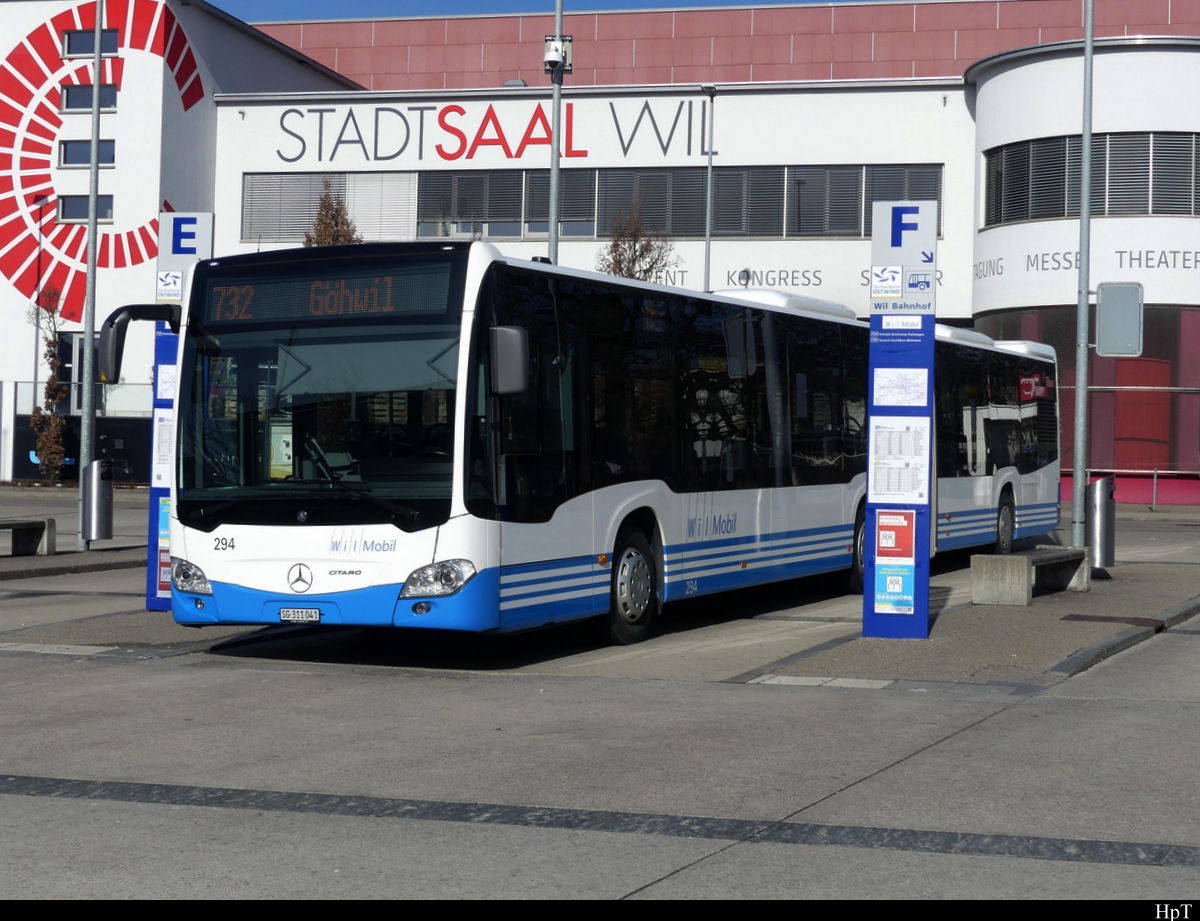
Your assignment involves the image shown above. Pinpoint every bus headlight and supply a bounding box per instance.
[400,560,477,597]
[172,557,212,595]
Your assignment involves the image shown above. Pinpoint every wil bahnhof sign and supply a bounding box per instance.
[864,201,937,639]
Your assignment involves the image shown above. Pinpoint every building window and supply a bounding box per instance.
[983,132,1200,226]
[783,164,943,238]
[62,29,118,58]
[598,167,707,237]
[241,163,943,244]
[58,195,113,222]
[787,166,863,236]
[242,173,345,243]
[524,170,597,236]
[59,140,115,168]
[417,170,523,238]
[242,172,418,243]
[595,164,939,240]
[714,167,785,236]
[60,84,117,112]
[864,165,943,234]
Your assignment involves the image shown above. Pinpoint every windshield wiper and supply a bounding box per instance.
[333,485,420,522]
[186,497,249,521]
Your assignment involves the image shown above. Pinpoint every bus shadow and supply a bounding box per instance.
[207,550,986,671]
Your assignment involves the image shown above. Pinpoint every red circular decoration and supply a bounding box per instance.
[0,0,204,320]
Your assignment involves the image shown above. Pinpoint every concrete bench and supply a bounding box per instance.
[971,545,1089,606]
[0,518,56,557]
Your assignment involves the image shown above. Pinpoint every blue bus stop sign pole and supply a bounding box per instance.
[863,201,937,639]
[144,213,210,610]
[145,321,177,610]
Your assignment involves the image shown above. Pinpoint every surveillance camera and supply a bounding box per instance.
[544,47,563,67]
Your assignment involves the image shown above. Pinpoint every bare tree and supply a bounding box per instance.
[304,176,363,246]
[28,286,67,481]
[595,203,679,282]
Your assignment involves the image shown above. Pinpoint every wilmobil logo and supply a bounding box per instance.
[329,533,398,554]
[686,512,738,540]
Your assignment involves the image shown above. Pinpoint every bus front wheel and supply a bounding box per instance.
[605,530,658,645]
[849,507,866,594]
[995,494,1015,555]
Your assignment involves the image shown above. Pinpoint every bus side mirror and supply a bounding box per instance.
[490,326,529,395]
[99,303,181,384]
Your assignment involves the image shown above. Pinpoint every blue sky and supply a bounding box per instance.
[214,1,848,23]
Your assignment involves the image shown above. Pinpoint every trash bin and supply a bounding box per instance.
[83,458,114,542]
[1085,474,1115,568]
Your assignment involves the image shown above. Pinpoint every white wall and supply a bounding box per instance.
[970,41,1200,315]
[211,81,976,320]
[0,0,363,479]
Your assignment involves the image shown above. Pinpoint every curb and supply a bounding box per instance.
[0,552,147,581]
[1049,593,1200,677]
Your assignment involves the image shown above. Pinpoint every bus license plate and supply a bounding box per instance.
[280,607,321,623]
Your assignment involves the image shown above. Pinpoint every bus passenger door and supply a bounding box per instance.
[492,302,599,632]
[772,317,861,579]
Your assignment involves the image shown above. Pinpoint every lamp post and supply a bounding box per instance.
[545,0,566,264]
[79,1,104,549]
[1072,0,1094,547]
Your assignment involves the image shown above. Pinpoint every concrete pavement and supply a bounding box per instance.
[3,487,1200,897]
[0,485,1197,687]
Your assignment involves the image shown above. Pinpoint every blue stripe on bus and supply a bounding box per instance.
[501,563,596,592]
[500,554,597,576]
[667,532,851,568]
[665,524,851,561]
[672,522,851,553]
[663,551,855,602]
[936,531,995,551]
[935,507,997,549]
[936,507,996,523]
[665,522,851,552]
[499,574,609,608]
[497,556,610,628]
[499,554,600,597]
[662,523,854,602]
[936,501,1059,549]
[667,540,850,579]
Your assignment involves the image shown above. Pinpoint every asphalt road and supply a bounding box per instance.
[2,490,1200,898]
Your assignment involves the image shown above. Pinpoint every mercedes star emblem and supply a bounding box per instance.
[288,563,313,593]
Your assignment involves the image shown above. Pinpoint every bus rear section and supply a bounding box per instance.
[931,334,1060,555]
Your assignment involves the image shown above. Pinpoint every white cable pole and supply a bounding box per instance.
[547,0,564,264]
[1071,0,1094,547]
[79,2,103,549]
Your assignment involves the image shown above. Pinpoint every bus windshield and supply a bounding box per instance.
[175,246,468,532]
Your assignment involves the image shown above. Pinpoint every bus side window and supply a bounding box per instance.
[785,316,843,486]
[840,323,868,478]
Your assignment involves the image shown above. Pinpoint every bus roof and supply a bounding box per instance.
[481,242,1055,361]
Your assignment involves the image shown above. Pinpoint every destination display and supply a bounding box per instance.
[202,263,455,324]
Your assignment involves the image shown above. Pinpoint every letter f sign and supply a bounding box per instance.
[891,206,920,248]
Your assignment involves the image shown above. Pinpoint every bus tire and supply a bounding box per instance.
[605,529,658,645]
[849,506,866,594]
[995,493,1015,555]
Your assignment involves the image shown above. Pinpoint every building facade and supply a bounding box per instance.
[3,0,1200,501]
[0,0,355,482]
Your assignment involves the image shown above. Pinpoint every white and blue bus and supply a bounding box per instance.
[102,241,1059,643]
